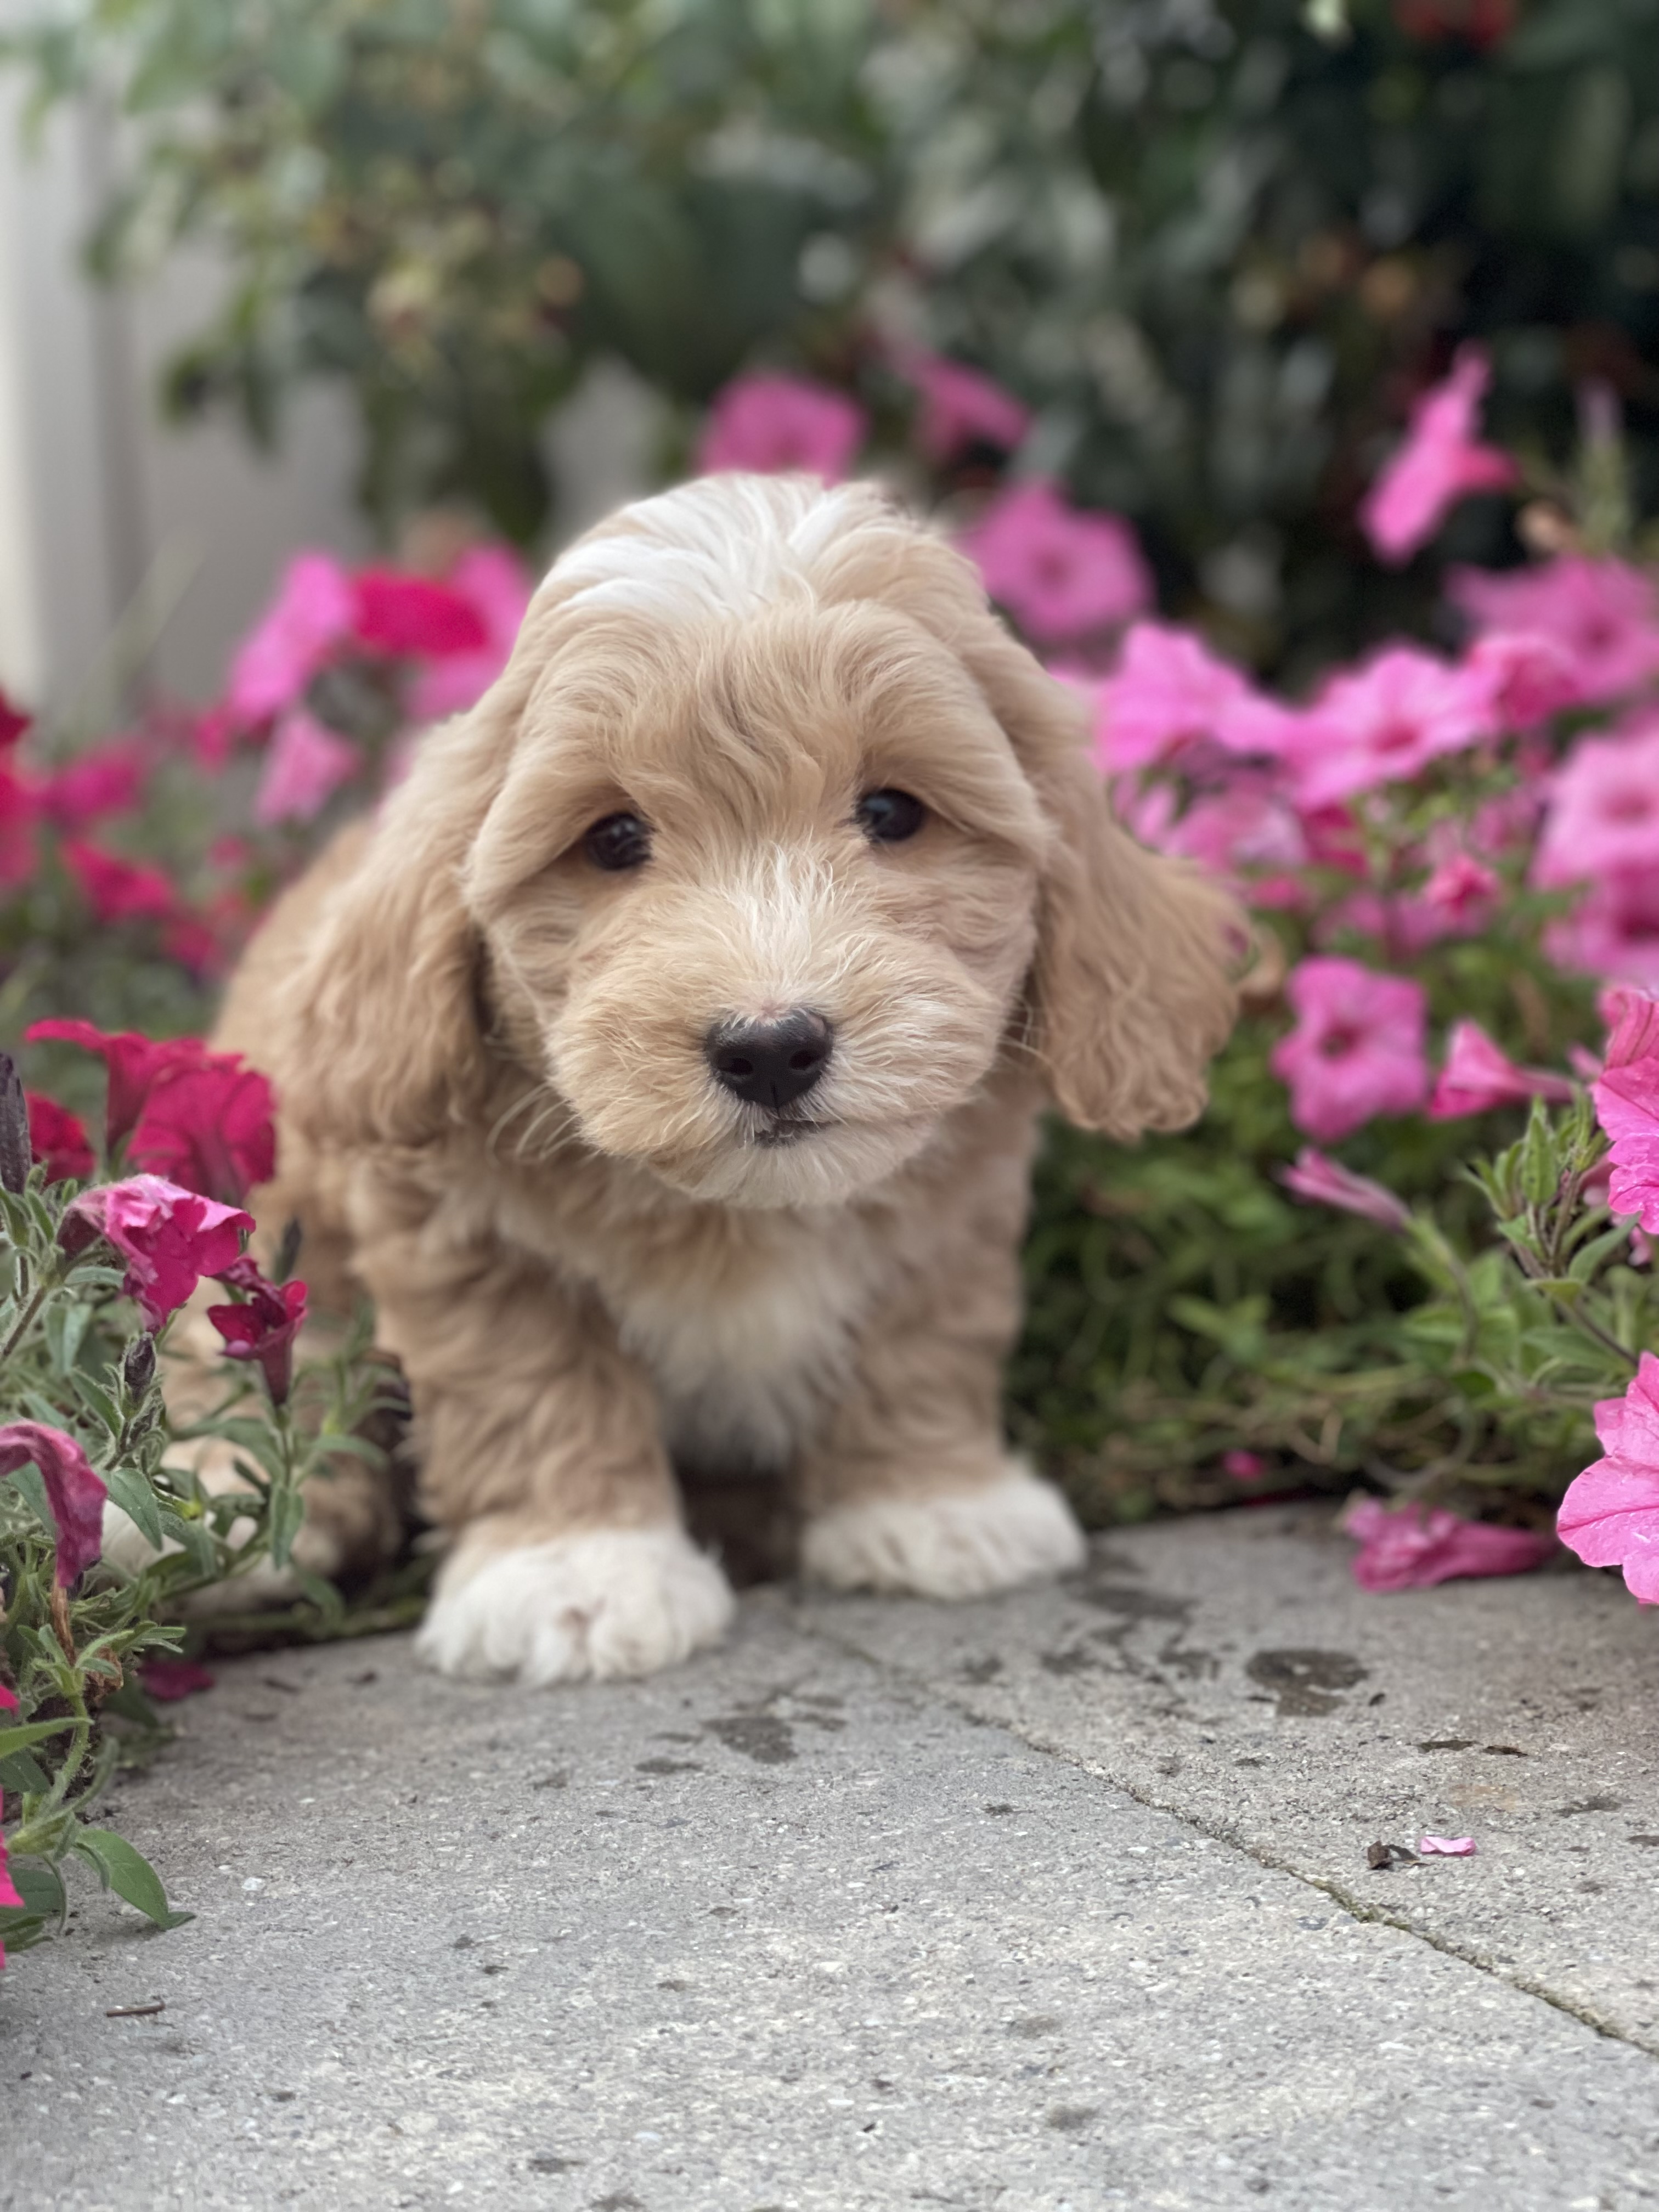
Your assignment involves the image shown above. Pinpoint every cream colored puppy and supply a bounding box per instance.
[215,475,1238,1684]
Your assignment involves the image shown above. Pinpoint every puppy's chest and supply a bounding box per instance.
[573,1212,877,1469]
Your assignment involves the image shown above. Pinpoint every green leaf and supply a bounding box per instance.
[69,1367,123,1438]
[0,1746,50,1791]
[71,1828,193,1931]
[268,1483,304,1571]
[0,1855,66,1950]
[105,1463,166,1554]
[0,1718,74,1759]
[42,1296,93,1376]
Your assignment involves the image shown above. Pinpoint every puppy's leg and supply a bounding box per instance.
[355,1208,732,1684]
[797,1243,1085,1602]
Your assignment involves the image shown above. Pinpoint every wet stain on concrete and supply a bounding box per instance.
[635,1757,701,1776]
[704,1714,797,1764]
[1046,2104,1098,2133]
[1556,1793,1624,1816]
[1244,1649,1369,1717]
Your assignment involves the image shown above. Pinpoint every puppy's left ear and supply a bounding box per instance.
[968,624,1243,1139]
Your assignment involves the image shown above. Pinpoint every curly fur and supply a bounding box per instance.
[213,475,1240,1681]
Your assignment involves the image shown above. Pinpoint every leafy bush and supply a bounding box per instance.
[7,0,1659,669]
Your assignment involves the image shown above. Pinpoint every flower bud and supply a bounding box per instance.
[0,1053,30,1195]
[122,1334,157,1396]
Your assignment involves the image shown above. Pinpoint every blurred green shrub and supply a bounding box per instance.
[6,0,1659,672]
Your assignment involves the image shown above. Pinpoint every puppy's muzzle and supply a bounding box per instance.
[705,1009,833,1113]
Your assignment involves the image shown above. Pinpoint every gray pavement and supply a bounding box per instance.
[5,1506,1659,2210]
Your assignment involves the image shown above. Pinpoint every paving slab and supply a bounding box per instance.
[2,1528,1659,2211]
[798,1505,1659,2052]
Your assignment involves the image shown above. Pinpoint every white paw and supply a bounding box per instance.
[802,1464,1086,1600]
[414,1523,736,1685]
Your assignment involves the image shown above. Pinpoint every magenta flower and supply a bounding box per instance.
[128,1058,277,1206]
[253,709,362,827]
[1278,1147,1412,1231]
[1344,1497,1553,1592]
[1222,1450,1268,1480]
[1427,1019,1575,1120]
[352,569,489,658]
[1360,348,1516,565]
[696,373,867,480]
[228,550,356,725]
[1288,647,1496,807]
[1592,993,1659,1234]
[25,1091,94,1183]
[1094,622,1295,770]
[1270,957,1429,1143]
[408,545,533,722]
[138,1657,217,1702]
[64,1175,253,1330]
[0,1419,108,1586]
[1,1809,22,1962]
[62,840,178,927]
[900,351,1031,463]
[1557,1352,1659,1601]
[208,1258,307,1405]
[1452,555,1659,709]
[1162,783,1309,900]
[27,1018,208,1152]
[961,479,1151,643]
[1420,851,1499,928]
[41,740,146,830]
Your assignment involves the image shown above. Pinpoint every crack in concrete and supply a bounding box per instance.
[799,1611,1659,2066]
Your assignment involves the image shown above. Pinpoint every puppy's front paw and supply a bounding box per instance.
[415,1523,736,1685]
[802,1464,1085,1601]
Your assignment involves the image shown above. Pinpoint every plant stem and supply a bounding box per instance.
[0,1276,53,1364]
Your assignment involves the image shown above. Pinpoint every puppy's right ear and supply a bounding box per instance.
[279,690,518,1151]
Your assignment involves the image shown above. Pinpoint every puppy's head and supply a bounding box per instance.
[294,477,1238,1208]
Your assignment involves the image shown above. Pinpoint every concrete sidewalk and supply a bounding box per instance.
[4,1506,1659,2211]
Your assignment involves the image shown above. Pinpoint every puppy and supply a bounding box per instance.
[215,475,1238,1683]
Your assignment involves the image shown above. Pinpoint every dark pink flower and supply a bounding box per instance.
[0,1419,108,1585]
[0,753,39,891]
[1592,993,1659,1234]
[41,741,146,830]
[128,1058,276,1206]
[1222,1450,1268,1480]
[1270,958,1429,1143]
[25,1092,93,1182]
[1556,1352,1659,1601]
[26,1020,209,1152]
[408,545,533,722]
[1421,851,1499,928]
[1344,1497,1553,1592]
[228,550,356,725]
[961,479,1151,642]
[901,351,1031,462]
[1427,1019,1575,1119]
[1,1813,22,1960]
[0,691,29,749]
[208,1262,308,1406]
[253,709,362,827]
[1288,647,1495,806]
[1361,348,1516,565]
[352,569,489,658]
[1451,556,1659,708]
[64,1175,252,1330]
[61,840,178,926]
[697,373,867,480]
[1278,1147,1412,1231]
[138,1657,217,1702]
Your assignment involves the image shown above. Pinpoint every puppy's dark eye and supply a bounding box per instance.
[583,812,652,871]
[855,789,926,844]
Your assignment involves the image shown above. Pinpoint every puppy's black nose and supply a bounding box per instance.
[705,1010,833,1111]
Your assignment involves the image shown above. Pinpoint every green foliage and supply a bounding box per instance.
[6,0,1659,666]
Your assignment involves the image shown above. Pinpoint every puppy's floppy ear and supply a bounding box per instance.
[965,622,1242,1139]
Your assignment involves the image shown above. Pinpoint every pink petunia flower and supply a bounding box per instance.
[64,1175,253,1330]
[901,351,1031,463]
[1556,1351,1659,1601]
[26,1019,209,1152]
[1465,628,1581,732]
[128,1058,277,1207]
[62,840,178,927]
[1093,622,1297,770]
[1547,870,1659,994]
[1420,851,1499,928]
[408,544,534,723]
[1287,647,1496,807]
[352,569,489,659]
[1361,347,1516,565]
[1278,1147,1412,1231]
[253,709,362,828]
[1534,720,1659,894]
[1592,992,1659,1234]
[138,1657,217,1702]
[1270,957,1430,1143]
[1451,555,1659,709]
[1427,1019,1575,1119]
[1161,783,1310,902]
[696,373,867,481]
[25,1091,94,1182]
[1344,1496,1553,1592]
[40,741,146,830]
[228,550,357,726]
[208,1259,308,1406]
[961,479,1151,643]
[0,1419,108,1585]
